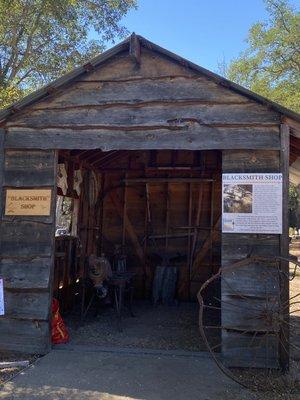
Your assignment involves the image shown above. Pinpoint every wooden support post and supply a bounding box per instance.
[122,173,128,246]
[98,173,105,254]
[0,129,5,215]
[192,216,221,276]
[190,184,204,266]
[210,180,215,272]
[109,191,144,264]
[165,182,170,252]
[279,123,290,371]
[125,177,213,184]
[187,182,193,300]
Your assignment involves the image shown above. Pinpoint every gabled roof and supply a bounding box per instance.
[1,33,300,127]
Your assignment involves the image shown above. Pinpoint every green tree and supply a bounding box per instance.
[289,183,300,227]
[0,0,136,108]
[228,0,300,112]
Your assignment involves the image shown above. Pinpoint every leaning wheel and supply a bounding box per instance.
[197,256,300,391]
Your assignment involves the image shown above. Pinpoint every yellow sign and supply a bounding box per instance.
[5,189,52,216]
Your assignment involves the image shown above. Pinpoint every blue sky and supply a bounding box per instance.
[113,0,270,73]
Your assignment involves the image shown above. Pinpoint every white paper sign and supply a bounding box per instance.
[222,173,282,234]
[0,278,4,316]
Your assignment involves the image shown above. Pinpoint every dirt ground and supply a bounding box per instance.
[288,242,300,361]
[66,301,205,352]
[1,248,300,398]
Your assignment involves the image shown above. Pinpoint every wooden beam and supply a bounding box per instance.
[109,191,144,263]
[129,33,141,66]
[92,151,130,168]
[8,104,280,127]
[125,178,214,184]
[0,128,5,215]
[192,216,221,273]
[122,173,127,246]
[279,123,290,371]
[5,126,281,151]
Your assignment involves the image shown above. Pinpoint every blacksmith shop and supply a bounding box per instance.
[0,34,300,371]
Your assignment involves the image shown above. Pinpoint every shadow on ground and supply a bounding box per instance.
[0,348,254,400]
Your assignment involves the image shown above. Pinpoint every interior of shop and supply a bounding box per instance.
[53,149,221,351]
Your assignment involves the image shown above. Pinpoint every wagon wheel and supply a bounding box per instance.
[197,256,300,391]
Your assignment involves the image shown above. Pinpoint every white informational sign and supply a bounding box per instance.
[0,278,4,316]
[222,173,282,234]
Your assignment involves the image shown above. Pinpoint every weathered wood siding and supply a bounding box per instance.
[221,149,281,368]
[0,43,286,358]
[4,48,280,151]
[0,146,56,354]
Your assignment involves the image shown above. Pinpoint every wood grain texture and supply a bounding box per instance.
[5,126,280,150]
[222,234,280,261]
[0,257,51,289]
[279,124,290,370]
[79,48,197,81]
[4,150,55,187]
[129,33,141,66]
[222,330,279,369]
[7,103,280,128]
[0,318,50,354]
[221,149,281,368]
[23,78,251,110]
[4,290,50,320]
[221,262,279,298]
[109,190,144,263]
[0,221,53,257]
[0,147,56,354]
[0,129,5,219]
[222,150,280,173]
[222,295,280,331]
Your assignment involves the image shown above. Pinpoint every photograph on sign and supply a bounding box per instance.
[222,173,282,234]
[5,189,52,216]
[0,278,4,316]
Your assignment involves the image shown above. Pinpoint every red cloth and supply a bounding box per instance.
[51,298,69,344]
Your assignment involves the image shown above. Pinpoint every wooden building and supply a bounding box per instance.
[0,34,300,368]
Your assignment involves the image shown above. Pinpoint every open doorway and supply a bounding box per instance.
[53,149,221,352]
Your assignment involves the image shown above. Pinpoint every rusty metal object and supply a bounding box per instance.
[197,256,300,391]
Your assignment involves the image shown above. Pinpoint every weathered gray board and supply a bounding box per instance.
[0,142,56,354]
[4,48,281,151]
[221,149,282,368]
[0,45,288,356]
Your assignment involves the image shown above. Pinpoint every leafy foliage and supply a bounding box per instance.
[0,0,136,107]
[228,0,300,112]
[289,182,300,227]
[289,183,299,212]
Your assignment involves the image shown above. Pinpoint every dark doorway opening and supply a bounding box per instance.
[53,149,222,352]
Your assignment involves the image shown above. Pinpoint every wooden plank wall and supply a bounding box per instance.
[99,150,221,301]
[221,149,281,368]
[0,147,56,354]
[4,48,281,151]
